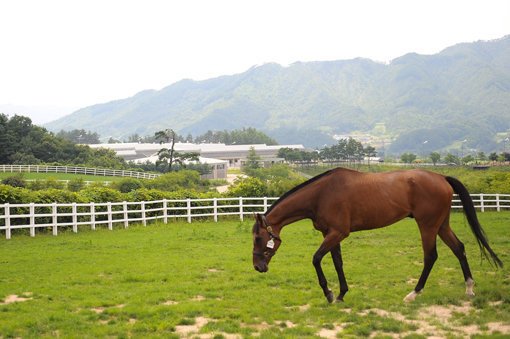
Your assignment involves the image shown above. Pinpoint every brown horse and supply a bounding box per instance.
[252,167,502,302]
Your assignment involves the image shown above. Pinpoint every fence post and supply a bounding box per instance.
[30,203,35,237]
[213,197,218,222]
[5,203,11,240]
[123,201,128,228]
[187,198,192,223]
[90,203,96,230]
[480,194,485,212]
[72,203,78,233]
[263,197,268,213]
[496,194,500,212]
[239,197,244,221]
[107,202,113,230]
[52,202,58,236]
[163,199,168,224]
[141,201,147,226]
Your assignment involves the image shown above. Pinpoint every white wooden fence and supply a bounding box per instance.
[1,194,509,239]
[0,164,160,179]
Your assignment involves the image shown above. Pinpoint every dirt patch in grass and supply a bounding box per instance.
[418,301,474,320]
[0,293,33,305]
[91,307,106,314]
[208,268,223,272]
[309,302,508,338]
[285,304,310,312]
[275,320,296,328]
[318,324,346,338]
[175,316,212,336]
[242,321,271,330]
[175,317,242,338]
[348,302,510,339]
[90,304,125,314]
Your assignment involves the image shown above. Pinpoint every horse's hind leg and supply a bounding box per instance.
[330,244,348,302]
[405,234,438,302]
[404,218,441,302]
[438,221,475,296]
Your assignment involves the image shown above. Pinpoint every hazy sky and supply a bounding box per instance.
[1,0,509,123]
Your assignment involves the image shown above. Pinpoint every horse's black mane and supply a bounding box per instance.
[265,168,339,215]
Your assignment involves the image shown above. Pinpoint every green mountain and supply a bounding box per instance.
[45,36,510,153]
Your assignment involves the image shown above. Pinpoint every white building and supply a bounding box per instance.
[88,142,307,179]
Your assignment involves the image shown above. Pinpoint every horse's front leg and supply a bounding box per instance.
[312,232,347,303]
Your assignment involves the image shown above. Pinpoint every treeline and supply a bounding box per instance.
[277,138,377,163]
[71,126,278,146]
[401,151,510,165]
[193,127,278,145]
[0,114,126,168]
[56,129,100,144]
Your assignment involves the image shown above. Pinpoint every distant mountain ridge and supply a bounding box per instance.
[45,35,510,152]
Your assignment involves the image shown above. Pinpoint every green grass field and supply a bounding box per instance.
[1,212,509,338]
[0,172,125,182]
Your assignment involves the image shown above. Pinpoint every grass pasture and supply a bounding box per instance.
[0,213,509,338]
[0,172,124,182]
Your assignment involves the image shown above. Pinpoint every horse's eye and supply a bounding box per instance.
[255,237,263,245]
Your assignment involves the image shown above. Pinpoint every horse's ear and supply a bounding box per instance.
[253,213,263,224]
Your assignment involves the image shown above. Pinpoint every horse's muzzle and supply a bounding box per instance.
[254,263,268,273]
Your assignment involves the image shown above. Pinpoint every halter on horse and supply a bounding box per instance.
[251,167,502,302]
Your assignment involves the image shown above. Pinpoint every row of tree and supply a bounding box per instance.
[55,129,100,144]
[0,114,126,168]
[57,127,279,146]
[402,151,510,165]
[277,138,377,163]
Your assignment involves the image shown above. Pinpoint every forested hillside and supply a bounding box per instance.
[45,36,510,152]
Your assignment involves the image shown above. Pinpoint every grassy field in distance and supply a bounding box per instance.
[0,172,125,182]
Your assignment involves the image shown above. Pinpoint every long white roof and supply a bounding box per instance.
[89,142,306,158]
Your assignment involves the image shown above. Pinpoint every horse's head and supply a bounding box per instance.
[252,213,281,273]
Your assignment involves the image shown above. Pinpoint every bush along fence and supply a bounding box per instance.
[1,194,509,239]
[0,164,160,180]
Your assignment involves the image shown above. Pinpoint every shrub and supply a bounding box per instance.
[227,177,266,197]
[27,179,46,191]
[1,173,26,188]
[0,184,32,204]
[126,188,166,202]
[33,188,86,204]
[114,178,144,193]
[43,177,65,190]
[80,187,124,203]
[67,178,85,192]
[146,170,202,191]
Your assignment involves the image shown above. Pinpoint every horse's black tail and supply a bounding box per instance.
[446,176,503,268]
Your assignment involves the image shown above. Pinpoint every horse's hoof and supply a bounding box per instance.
[465,278,475,297]
[403,289,422,302]
[334,296,344,303]
[326,289,335,303]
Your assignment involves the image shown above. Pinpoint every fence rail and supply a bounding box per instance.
[0,164,160,179]
[1,194,509,239]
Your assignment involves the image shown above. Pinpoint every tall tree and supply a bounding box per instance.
[245,146,262,169]
[155,129,177,172]
[430,152,441,165]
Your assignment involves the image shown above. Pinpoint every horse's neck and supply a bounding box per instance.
[267,191,314,230]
